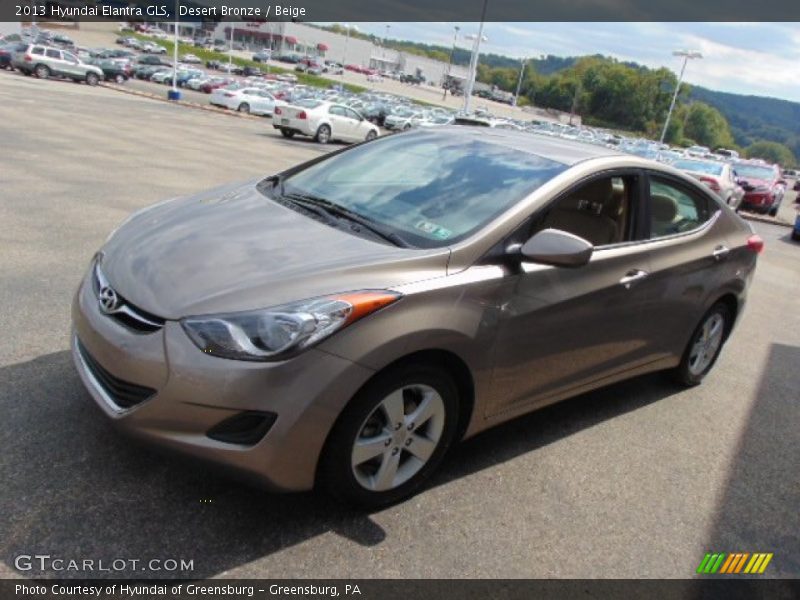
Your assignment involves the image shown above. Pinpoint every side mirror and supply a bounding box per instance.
[515,228,594,268]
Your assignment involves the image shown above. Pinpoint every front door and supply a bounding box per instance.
[488,172,657,415]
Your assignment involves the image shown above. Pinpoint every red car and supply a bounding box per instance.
[733,162,787,216]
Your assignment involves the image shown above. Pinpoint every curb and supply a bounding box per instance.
[738,210,793,228]
[99,82,266,121]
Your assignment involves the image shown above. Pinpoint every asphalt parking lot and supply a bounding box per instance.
[1,71,798,580]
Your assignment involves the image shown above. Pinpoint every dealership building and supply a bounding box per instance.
[210,22,470,85]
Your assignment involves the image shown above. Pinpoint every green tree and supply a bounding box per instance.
[681,102,735,149]
[744,141,796,166]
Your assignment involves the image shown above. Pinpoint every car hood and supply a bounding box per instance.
[100,179,449,319]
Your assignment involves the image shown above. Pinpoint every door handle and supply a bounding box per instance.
[619,269,649,289]
[712,245,730,261]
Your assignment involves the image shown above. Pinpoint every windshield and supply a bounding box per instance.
[277,132,567,248]
[673,160,723,175]
[734,164,775,179]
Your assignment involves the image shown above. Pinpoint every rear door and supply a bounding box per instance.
[343,108,366,141]
[637,172,728,363]
[44,48,65,76]
[327,105,349,137]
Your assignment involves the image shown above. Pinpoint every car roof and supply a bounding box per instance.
[425,126,624,166]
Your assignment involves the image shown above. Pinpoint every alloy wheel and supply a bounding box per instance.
[688,313,725,376]
[351,384,445,492]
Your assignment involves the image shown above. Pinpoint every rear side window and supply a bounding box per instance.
[648,177,712,238]
[31,46,45,55]
[45,49,61,59]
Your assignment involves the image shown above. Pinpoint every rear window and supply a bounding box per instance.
[673,160,723,176]
[294,99,323,109]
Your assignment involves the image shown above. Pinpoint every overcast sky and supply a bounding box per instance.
[351,22,800,103]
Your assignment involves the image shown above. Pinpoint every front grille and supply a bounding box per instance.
[77,340,156,409]
[92,263,165,333]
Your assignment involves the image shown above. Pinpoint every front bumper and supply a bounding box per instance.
[70,272,375,491]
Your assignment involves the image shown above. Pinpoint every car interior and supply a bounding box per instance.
[535,176,633,246]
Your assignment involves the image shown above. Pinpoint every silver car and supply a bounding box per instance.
[71,129,760,508]
[12,43,103,85]
[671,158,745,209]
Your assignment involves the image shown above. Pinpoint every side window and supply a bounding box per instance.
[329,106,345,116]
[345,108,362,121]
[648,177,711,238]
[530,175,637,247]
[63,52,77,63]
[45,49,61,59]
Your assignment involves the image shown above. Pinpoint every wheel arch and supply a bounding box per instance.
[314,347,476,485]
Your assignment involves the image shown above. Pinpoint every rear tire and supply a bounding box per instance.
[86,73,99,86]
[315,124,331,144]
[35,64,50,79]
[279,128,295,138]
[672,303,731,387]
[768,207,778,217]
[792,230,800,241]
[237,103,250,114]
[318,363,460,509]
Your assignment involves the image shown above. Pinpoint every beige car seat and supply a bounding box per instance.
[543,178,619,246]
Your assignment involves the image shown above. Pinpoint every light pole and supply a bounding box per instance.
[228,21,234,73]
[443,25,460,99]
[660,49,702,144]
[171,0,179,96]
[341,23,357,78]
[513,56,527,107]
[384,24,390,58]
[463,0,489,114]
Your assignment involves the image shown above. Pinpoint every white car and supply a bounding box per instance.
[180,53,202,64]
[384,109,424,131]
[143,43,167,55]
[273,100,380,144]
[210,87,280,115]
[149,70,174,84]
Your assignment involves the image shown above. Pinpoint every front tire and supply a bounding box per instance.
[315,124,331,144]
[673,303,731,386]
[237,103,250,114]
[365,130,377,141]
[114,73,125,84]
[319,363,460,509]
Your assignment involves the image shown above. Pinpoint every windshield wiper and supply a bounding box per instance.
[282,191,412,248]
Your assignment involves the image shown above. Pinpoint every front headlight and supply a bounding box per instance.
[181,291,402,362]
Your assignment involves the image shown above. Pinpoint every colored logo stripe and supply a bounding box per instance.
[698,552,773,574]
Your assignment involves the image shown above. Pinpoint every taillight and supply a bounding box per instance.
[699,176,721,192]
[24,54,32,62]
[746,234,764,254]
[297,111,307,119]
[274,107,281,115]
